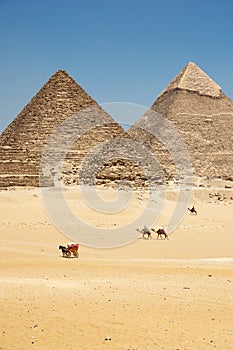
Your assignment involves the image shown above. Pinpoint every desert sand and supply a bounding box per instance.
[0,181,233,350]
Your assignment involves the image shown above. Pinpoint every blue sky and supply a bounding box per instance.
[0,0,233,132]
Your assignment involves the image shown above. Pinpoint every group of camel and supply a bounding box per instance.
[137,227,168,240]
[138,206,197,240]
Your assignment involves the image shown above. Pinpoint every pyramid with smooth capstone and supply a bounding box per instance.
[129,62,233,180]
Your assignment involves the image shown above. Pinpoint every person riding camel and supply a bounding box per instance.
[188,206,197,215]
[143,225,151,237]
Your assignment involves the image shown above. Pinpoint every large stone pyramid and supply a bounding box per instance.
[0,70,129,187]
[129,62,233,180]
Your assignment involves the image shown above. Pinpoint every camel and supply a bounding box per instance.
[151,228,169,240]
[137,227,152,239]
[188,206,197,215]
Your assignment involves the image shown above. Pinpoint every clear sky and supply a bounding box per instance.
[0,0,233,132]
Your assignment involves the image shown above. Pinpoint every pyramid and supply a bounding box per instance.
[159,62,222,97]
[0,70,129,187]
[129,62,233,179]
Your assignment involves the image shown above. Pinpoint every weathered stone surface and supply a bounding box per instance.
[0,70,138,187]
[1,64,232,187]
[129,62,233,180]
[0,70,144,187]
[159,62,222,97]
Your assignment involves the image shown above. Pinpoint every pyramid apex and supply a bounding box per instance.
[186,61,197,66]
[159,62,222,97]
[50,69,73,79]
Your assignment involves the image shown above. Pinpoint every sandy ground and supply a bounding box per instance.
[0,182,233,350]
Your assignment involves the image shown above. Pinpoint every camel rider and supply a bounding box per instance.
[143,225,151,235]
